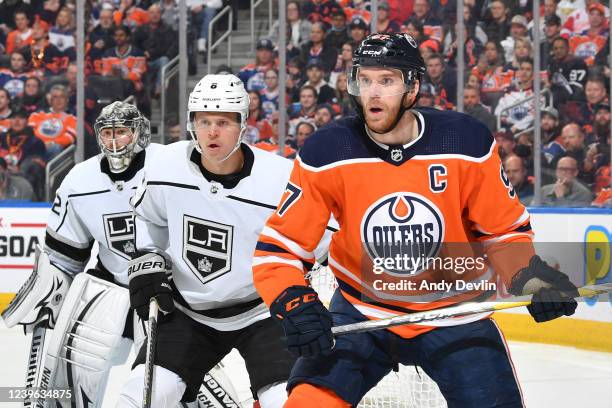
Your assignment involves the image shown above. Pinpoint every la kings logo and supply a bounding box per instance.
[103,212,136,260]
[183,215,233,283]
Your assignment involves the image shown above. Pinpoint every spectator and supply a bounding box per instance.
[166,121,182,144]
[495,58,542,133]
[504,154,534,205]
[65,63,99,126]
[95,25,147,105]
[325,9,350,51]
[330,41,353,87]
[298,22,338,74]
[501,15,529,64]
[0,108,46,200]
[190,0,221,58]
[238,38,276,92]
[254,111,296,157]
[464,85,496,132]
[587,103,611,145]
[269,1,312,58]
[300,62,335,104]
[561,122,589,180]
[302,0,343,26]
[28,84,76,159]
[0,156,35,201]
[504,37,533,76]
[473,40,511,109]
[160,0,179,30]
[376,2,401,34]
[0,89,13,133]
[36,0,62,26]
[89,7,115,61]
[541,14,562,69]
[0,51,37,98]
[289,85,318,132]
[295,120,317,151]
[244,90,273,144]
[20,18,69,75]
[49,7,75,53]
[540,156,593,206]
[261,68,280,119]
[425,53,456,107]
[348,16,369,47]
[333,71,353,116]
[561,0,609,38]
[548,36,588,106]
[344,0,371,24]
[483,0,510,44]
[411,0,443,42]
[541,107,566,172]
[16,77,44,114]
[5,10,31,55]
[569,2,609,66]
[385,0,413,26]
[444,22,483,70]
[113,0,149,29]
[462,3,488,45]
[494,130,516,160]
[133,3,178,98]
[565,76,609,127]
[416,82,436,108]
[314,103,334,128]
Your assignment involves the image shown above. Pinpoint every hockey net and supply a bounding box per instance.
[307,265,447,408]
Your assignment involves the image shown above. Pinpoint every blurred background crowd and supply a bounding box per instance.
[0,0,610,208]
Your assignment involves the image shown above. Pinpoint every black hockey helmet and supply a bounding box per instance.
[349,33,426,132]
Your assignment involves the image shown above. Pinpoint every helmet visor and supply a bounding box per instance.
[348,67,411,97]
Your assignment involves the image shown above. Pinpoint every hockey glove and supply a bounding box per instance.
[509,255,579,323]
[269,285,334,358]
[128,252,175,321]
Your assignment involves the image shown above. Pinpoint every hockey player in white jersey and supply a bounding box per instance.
[2,101,157,407]
[116,74,315,408]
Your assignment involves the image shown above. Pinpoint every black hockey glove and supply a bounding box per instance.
[509,255,579,323]
[270,285,334,358]
[128,252,175,321]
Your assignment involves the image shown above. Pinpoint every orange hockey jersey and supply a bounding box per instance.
[28,110,76,147]
[253,109,534,339]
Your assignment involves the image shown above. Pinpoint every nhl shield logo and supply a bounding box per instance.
[183,215,233,283]
[390,149,403,162]
[103,212,136,260]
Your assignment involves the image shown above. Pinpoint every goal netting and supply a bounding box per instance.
[307,265,448,408]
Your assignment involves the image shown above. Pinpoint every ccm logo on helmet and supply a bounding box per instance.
[363,49,383,56]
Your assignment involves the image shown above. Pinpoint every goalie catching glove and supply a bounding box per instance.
[127,252,174,320]
[270,285,334,358]
[509,255,579,322]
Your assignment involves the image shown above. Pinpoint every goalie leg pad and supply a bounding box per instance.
[43,273,131,407]
[116,364,187,408]
[257,382,288,408]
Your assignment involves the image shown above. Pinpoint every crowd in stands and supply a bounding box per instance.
[232,0,611,208]
[0,0,610,208]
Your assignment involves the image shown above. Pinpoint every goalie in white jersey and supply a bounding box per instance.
[2,101,157,407]
[117,74,320,407]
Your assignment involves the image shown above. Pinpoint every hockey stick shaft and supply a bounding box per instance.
[23,324,47,408]
[143,299,160,408]
[331,283,612,336]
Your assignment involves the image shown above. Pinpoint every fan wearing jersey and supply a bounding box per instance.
[117,74,322,407]
[253,33,579,407]
[2,101,157,407]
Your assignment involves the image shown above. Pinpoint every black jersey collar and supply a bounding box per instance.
[189,143,254,189]
[100,149,146,182]
[360,110,426,165]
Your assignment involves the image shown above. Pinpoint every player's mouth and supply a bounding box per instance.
[368,106,385,116]
[207,143,221,151]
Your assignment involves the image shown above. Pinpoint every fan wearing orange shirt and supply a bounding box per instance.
[5,10,32,55]
[253,33,579,407]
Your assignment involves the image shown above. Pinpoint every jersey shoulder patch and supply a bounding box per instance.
[416,108,494,159]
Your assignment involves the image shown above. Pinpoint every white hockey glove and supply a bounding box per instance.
[2,246,73,332]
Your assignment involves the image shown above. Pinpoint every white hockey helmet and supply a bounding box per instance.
[94,101,150,173]
[187,74,250,161]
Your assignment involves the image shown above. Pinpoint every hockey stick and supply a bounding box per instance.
[23,323,48,408]
[331,283,612,336]
[143,299,160,408]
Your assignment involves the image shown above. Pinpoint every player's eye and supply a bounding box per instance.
[358,77,371,86]
[380,77,394,86]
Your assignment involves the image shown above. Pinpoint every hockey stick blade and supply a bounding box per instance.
[331,283,612,336]
[143,299,160,408]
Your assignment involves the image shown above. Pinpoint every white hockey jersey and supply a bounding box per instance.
[130,141,327,331]
[45,145,161,285]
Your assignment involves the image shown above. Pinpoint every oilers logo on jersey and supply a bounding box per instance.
[103,212,136,260]
[360,192,445,276]
[183,215,234,283]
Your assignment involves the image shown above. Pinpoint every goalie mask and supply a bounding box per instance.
[187,74,250,163]
[94,101,151,173]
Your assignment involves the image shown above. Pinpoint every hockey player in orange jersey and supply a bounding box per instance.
[253,33,580,407]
